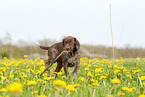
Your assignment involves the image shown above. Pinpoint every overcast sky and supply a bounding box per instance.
[0,0,145,48]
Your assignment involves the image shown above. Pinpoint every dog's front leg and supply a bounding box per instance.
[71,61,80,78]
[63,63,69,77]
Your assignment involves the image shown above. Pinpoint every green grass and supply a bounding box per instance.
[0,57,145,97]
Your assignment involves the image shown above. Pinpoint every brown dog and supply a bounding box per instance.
[36,36,80,78]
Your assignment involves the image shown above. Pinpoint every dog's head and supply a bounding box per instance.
[63,36,80,53]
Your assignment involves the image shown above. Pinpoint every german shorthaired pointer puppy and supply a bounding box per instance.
[37,36,80,78]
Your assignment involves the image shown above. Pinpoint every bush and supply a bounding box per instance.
[0,51,10,59]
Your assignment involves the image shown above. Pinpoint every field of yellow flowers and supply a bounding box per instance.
[0,56,145,97]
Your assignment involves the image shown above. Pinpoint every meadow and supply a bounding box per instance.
[0,56,145,97]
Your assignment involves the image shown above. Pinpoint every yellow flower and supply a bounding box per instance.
[90,79,95,82]
[95,74,100,76]
[136,57,140,60]
[95,68,102,72]
[43,81,46,84]
[43,73,48,77]
[32,91,38,95]
[92,83,99,86]
[27,81,37,85]
[1,77,7,80]
[72,84,79,88]
[94,65,98,67]
[8,82,22,92]
[0,88,7,92]
[84,68,89,70]
[87,72,94,77]
[115,59,119,63]
[9,74,14,78]
[140,76,145,80]
[114,65,118,68]
[112,79,121,84]
[99,76,107,80]
[66,85,75,91]
[37,79,43,82]
[23,74,28,78]
[24,55,27,58]
[54,87,61,91]
[57,72,63,75]
[139,94,145,97]
[118,93,125,96]
[113,70,120,74]
[40,66,45,71]
[128,88,133,92]
[80,77,85,81]
[38,95,47,97]
[44,77,54,81]
[126,74,132,79]
[0,67,6,72]
[107,95,113,97]
[53,80,67,87]
[122,87,129,91]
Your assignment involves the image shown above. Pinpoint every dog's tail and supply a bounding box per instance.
[35,42,50,50]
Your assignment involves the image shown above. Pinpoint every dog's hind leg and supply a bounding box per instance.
[54,62,62,78]
[44,59,51,75]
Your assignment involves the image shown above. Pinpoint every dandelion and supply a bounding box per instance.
[128,88,133,92]
[136,57,140,60]
[1,77,7,80]
[66,85,75,91]
[90,79,95,82]
[57,72,63,75]
[44,77,54,81]
[114,65,118,68]
[92,83,99,86]
[53,80,67,87]
[139,94,145,97]
[107,95,113,97]
[118,93,125,96]
[140,76,145,80]
[40,66,45,71]
[122,87,129,91]
[87,72,94,77]
[95,74,100,76]
[37,79,43,82]
[113,70,120,74]
[115,59,119,63]
[72,84,79,88]
[126,74,132,79]
[95,68,102,72]
[38,95,47,97]
[0,88,7,92]
[27,81,37,85]
[9,74,14,78]
[8,82,22,92]
[87,64,91,67]
[32,91,38,95]
[84,68,89,70]
[112,79,121,84]
[43,81,46,84]
[80,77,85,81]
[94,65,98,67]
[99,76,107,80]
[24,55,27,58]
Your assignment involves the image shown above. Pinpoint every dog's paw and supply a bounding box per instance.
[35,42,40,46]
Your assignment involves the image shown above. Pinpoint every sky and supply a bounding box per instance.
[0,0,145,48]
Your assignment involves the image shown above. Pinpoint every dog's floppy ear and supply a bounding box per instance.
[74,38,80,51]
[62,38,65,47]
